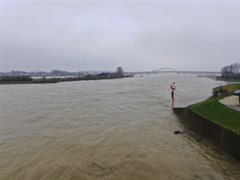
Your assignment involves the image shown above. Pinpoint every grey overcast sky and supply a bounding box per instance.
[0,0,239,72]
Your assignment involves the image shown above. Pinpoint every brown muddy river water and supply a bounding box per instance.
[0,74,240,180]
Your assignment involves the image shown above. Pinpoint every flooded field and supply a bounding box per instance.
[0,74,239,180]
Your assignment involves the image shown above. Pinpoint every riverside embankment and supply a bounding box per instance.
[174,84,240,161]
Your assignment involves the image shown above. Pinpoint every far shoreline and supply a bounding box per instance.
[215,76,240,82]
[0,75,134,85]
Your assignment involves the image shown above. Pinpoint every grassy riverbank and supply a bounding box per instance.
[216,77,240,82]
[174,83,240,160]
[212,83,240,97]
[189,83,240,135]
[190,97,240,135]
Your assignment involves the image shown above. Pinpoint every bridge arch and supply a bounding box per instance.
[155,67,178,73]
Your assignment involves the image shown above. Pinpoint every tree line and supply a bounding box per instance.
[221,63,240,79]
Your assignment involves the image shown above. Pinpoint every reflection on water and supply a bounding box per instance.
[0,74,239,179]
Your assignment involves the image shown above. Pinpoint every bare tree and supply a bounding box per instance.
[116,66,124,76]
[221,63,240,78]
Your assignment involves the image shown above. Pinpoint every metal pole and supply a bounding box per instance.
[172,90,174,109]
[170,82,176,110]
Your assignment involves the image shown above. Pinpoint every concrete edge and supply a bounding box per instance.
[173,107,240,161]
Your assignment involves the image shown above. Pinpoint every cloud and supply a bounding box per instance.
[0,0,239,71]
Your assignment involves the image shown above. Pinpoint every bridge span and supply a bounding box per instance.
[131,68,220,75]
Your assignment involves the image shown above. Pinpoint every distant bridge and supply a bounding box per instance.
[132,67,220,75]
[132,67,178,75]
[155,67,178,73]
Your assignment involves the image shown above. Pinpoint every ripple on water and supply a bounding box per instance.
[0,75,240,179]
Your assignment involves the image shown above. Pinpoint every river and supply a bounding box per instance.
[0,74,239,180]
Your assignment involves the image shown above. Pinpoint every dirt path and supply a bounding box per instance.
[220,95,240,112]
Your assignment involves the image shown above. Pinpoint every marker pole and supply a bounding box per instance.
[171,90,174,110]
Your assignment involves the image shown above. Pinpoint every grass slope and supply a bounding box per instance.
[190,98,240,135]
[235,84,240,89]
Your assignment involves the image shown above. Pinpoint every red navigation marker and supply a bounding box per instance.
[170,82,176,109]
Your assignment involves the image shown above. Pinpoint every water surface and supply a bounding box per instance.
[0,74,239,179]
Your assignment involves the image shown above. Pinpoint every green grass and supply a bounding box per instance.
[190,97,240,135]
[234,84,240,89]
[213,83,240,95]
